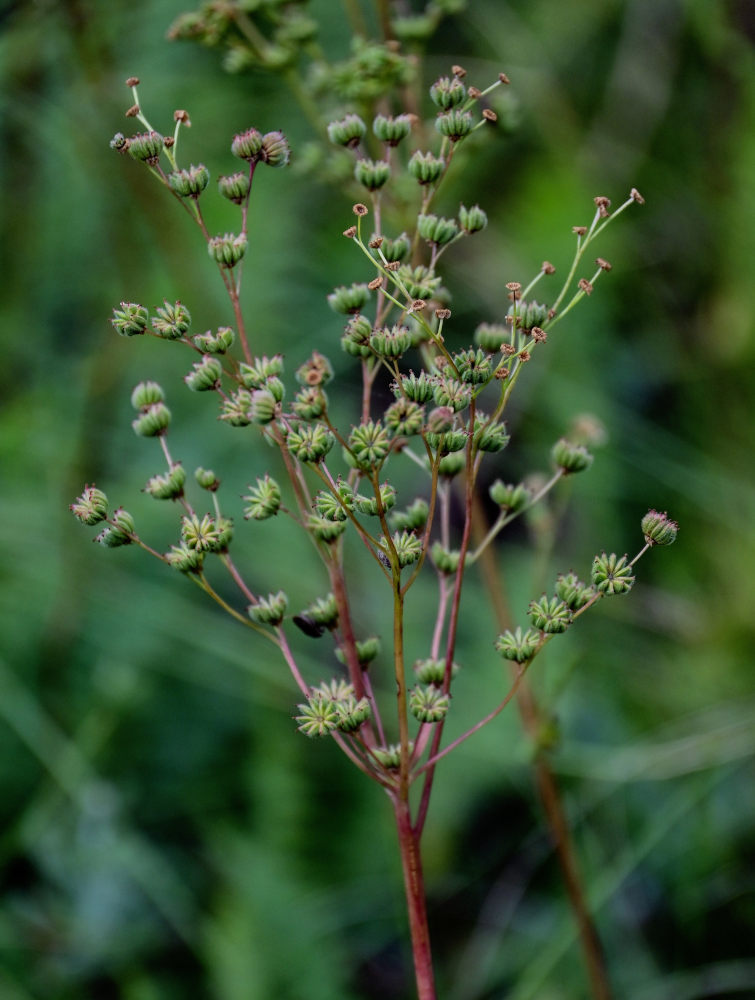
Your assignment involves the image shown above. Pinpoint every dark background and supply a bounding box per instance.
[1,1,753,997]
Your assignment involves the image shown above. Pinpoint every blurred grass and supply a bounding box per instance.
[1,0,754,997]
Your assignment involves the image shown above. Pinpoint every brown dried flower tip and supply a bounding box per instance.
[594,196,611,209]
[630,187,645,205]
[369,236,384,248]
[499,72,510,84]
[409,299,427,313]
[163,136,175,148]
[495,366,510,379]
[578,279,594,295]
[506,281,522,293]
[519,349,531,362]
[548,308,557,319]
[505,315,515,325]
[435,308,451,320]
[482,109,498,122]
[368,277,383,291]
[468,86,482,99]
[531,327,547,343]
[572,226,587,237]
[452,64,467,78]
[595,257,612,271]
[385,261,401,272]
[353,203,369,216]
[174,109,191,124]
[501,344,517,356]
[125,76,140,87]
[125,104,140,118]
[343,225,357,239]
[541,261,556,275]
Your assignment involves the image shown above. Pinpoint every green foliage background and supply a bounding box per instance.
[1,1,753,997]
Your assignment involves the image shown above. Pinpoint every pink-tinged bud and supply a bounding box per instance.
[641,509,678,546]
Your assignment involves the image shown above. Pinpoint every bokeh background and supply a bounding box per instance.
[1,1,754,998]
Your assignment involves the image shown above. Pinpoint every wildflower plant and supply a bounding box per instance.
[72,40,678,1000]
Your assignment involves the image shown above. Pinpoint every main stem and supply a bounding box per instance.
[393,796,436,1000]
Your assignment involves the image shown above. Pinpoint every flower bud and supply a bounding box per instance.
[348,420,391,469]
[130,380,164,410]
[249,389,278,424]
[554,572,596,610]
[315,484,353,522]
[327,283,370,315]
[327,114,366,148]
[438,452,465,478]
[495,627,540,662]
[454,348,492,384]
[473,417,510,453]
[390,499,428,533]
[168,163,210,198]
[208,233,248,268]
[295,351,333,387]
[220,388,253,426]
[243,474,281,520]
[473,323,507,352]
[417,212,459,246]
[384,398,424,437]
[354,482,396,516]
[383,530,422,567]
[218,171,251,203]
[435,109,474,141]
[185,355,223,391]
[112,302,149,337]
[489,480,530,511]
[287,424,335,463]
[132,402,171,437]
[231,128,263,160]
[591,552,635,595]
[249,591,288,627]
[144,463,186,500]
[552,438,593,474]
[413,658,459,685]
[354,158,391,191]
[165,541,204,573]
[396,264,442,300]
[70,485,108,525]
[259,131,290,167]
[341,314,373,357]
[430,76,467,109]
[370,324,411,358]
[336,636,380,668]
[379,233,410,261]
[431,542,462,575]
[396,371,437,403]
[410,685,450,723]
[307,514,347,542]
[373,113,412,145]
[371,743,412,769]
[95,507,136,547]
[528,595,572,633]
[128,130,163,163]
[294,593,339,635]
[152,300,191,340]
[459,203,488,233]
[292,386,327,420]
[239,354,284,388]
[641,509,678,546]
[408,150,445,185]
[193,327,235,354]
[195,467,220,491]
[295,696,339,737]
[433,376,471,412]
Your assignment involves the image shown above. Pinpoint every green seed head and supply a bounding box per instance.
[408,150,445,185]
[243,475,282,520]
[354,157,391,191]
[430,75,467,109]
[552,438,593,474]
[111,302,149,337]
[132,402,171,437]
[152,300,191,340]
[208,233,248,268]
[641,509,679,546]
[372,113,412,145]
[168,163,210,198]
[130,380,164,410]
[591,552,635,595]
[248,590,288,626]
[327,114,367,148]
[495,627,541,662]
[70,485,108,525]
[218,171,251,203]
[184,355,223,392]
[231,128,263,160]
[528,595,573,633]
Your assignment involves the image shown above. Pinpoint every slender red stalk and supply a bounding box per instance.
[393,796,436,1000]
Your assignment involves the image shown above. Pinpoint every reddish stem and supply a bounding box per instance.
[393,796,436,1000]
